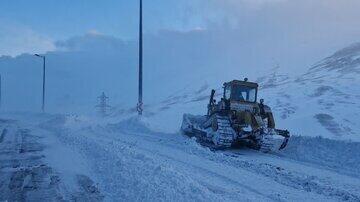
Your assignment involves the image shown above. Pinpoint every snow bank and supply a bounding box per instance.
[280,136,360,176]
[106,116,153,134]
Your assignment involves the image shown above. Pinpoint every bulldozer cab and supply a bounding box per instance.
[223,80,258,103]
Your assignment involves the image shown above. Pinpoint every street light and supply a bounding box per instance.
[137,0,143,116]
[34,54,46,112]
[0,74,2,110]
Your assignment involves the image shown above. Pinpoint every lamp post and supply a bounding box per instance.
[137,0,143,115]
[0,74,2,110]
[34,54,46,112]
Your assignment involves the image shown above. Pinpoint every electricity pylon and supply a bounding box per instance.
[96,92,111,117]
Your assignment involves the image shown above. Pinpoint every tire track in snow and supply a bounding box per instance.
[98,135,280,201]
[49,127,273,201]
[0,128,7,143]
[221,151,360,201]
[41,116,360,201]
[103,128,360,201]
[92,130,336,201]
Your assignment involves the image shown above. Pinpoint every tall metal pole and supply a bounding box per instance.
[35,54,46,112]
[42,56,46,112]
[0,74,2,110]
[137,0,143,115]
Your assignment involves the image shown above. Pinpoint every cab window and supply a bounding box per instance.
[231,85,257,102]
[224,85,231,100]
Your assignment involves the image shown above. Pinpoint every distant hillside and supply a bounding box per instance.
[145,43,360,141]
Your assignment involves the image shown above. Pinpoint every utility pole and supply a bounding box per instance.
[0,74,2,110]
[137,0,143,115]
[34,54,46,112]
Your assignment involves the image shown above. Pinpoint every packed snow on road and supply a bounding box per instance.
[0,112,359,201]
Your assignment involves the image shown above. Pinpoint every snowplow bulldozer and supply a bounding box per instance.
[181,79,290,152]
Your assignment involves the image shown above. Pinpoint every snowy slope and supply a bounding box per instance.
[136,43,360,142]
[263,43,360,141]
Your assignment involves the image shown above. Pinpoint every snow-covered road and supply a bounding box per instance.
[0,115,103,201]
[1,113,360,201]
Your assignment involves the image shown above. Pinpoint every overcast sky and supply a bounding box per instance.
[1,0,360,112]
[0,0,360,64]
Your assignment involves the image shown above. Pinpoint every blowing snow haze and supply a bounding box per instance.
[0,0,359,132]
[1,1,360,201]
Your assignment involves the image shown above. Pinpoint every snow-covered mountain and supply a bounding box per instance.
[272,43,360,141]
[145,43,360,141]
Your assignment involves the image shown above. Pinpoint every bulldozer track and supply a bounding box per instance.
[212,115,235,147]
